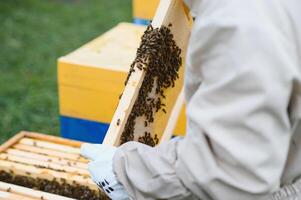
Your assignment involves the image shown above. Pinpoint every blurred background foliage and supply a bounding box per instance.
[0,0,132,143]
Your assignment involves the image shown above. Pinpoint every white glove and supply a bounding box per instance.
[81,143,130,200]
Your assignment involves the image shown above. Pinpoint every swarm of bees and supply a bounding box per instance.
[138,132,159,147]
[120,23,182,147]
[0,170,108,200]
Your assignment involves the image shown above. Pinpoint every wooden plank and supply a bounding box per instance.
[19,138,80,154]
[103,65,146,146]
[0,153,89,176]
[0,181,75,200]
[0,132,25,153]
[0,160,97,191]
[13,144,88,163]
[160,88,185,142]
[23,131,82,148]
[0,132,83,153]
[6,149,87,170]
[0,190,37,200]
[103,0,191,146]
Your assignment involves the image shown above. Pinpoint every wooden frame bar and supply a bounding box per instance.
[0,153,89,176]
[12,143,87,162]
[0,132,26,153]
[0,181,75,200]
[0,190,36,200]
[19,138,81,154]
[160,88,185,142]
[5,149,87,169]
[24,131,82,147]
[0,131,82,153]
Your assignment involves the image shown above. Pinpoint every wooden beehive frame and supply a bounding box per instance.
[0,181,75,200]
[103,0,191,146]
[0,131,98,192]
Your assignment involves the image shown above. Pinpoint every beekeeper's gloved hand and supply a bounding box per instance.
[81,143,129,200]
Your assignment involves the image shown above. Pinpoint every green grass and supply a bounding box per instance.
[0,0,132,143]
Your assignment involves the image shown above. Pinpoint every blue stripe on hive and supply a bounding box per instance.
[133,18,150,25]
[60,116,109,143]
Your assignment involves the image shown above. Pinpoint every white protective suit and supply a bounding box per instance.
[113,0,301,199]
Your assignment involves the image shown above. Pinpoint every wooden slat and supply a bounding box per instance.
[13,144,88,163]
[0,190,37,200]
[0,181,75,200]
[23,131,82,148]
[103,65,146,146]
[6,149,87,170]
[0,160,97,191]
[160,88,185,143]
[19,138,80,154]
[0,132,25,153]
[0,153,89,176]
[103,0,191,146]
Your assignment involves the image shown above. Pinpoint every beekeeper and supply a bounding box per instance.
[81,0,301,199]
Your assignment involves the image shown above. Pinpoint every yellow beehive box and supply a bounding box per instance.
[133,0,160,24]
[58,23,186,143]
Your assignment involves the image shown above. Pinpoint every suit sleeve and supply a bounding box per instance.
[113,1,297,199]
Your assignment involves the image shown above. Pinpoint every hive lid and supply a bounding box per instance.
[59,23,146,72]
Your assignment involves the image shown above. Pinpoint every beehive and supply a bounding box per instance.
[133,0,160,25]
[58,22,186,143]
[0,131,107,200]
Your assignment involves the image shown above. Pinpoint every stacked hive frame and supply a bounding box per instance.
[0,131,105,199]
[0,181,74,200]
